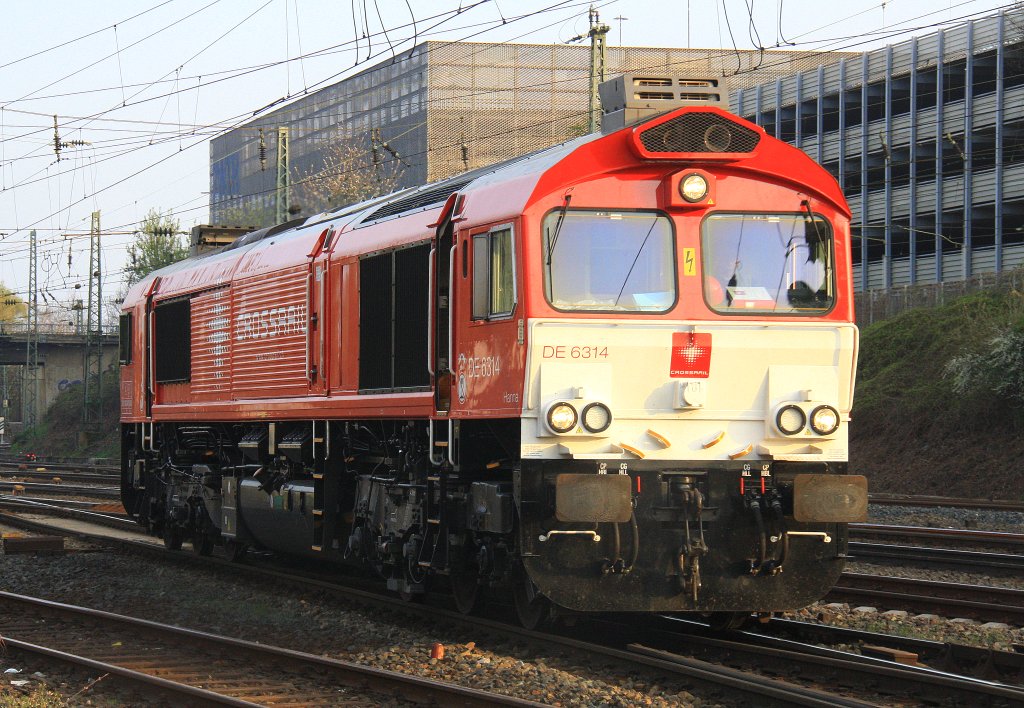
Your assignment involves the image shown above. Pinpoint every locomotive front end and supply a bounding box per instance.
[514,107,865,618]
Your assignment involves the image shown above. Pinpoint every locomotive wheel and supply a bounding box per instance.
[163,526,183,551]
[705,611,751,631]
[512,562,550,630]
[192,532,214,556]
[224,540,248,563]
[450,572,480,615]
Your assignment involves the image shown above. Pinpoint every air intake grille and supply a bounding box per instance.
[363,179,472,223]
[638,113,760,154]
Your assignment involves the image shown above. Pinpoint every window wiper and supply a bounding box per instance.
[613,217,659,306]
[801,199,825,258]
[801,198,833,300]
[545,191,573,266]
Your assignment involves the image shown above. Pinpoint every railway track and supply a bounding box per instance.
[0,468,119,485]
[0,457,117,474]
[0,495,134,531]
[869,493,1024,513]
[0,590,536,707]
[0,480,120,499]
[4,507,1024,706]
[0,508,870,706]
[851,523,1024,550]
[757,616,1024,685]
[849,540,1024,571]
[827,571,1024,624]
[613,614,1024,706]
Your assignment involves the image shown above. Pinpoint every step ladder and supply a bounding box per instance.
[310,421,340,552]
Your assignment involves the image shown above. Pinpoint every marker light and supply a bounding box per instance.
[776,404,806,436]
[547,402,578,433]
[679,173,709,202]
[809,405,840,435]
[581,402,613,433]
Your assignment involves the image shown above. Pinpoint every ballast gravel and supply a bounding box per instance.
[0,548,722,707]
[868,503,1024,533]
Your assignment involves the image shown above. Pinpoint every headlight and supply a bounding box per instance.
[679,173,709,202]
[546,402,578,433]
[809,405,840,435]
[580,402,612,433]
[775,404,806,436]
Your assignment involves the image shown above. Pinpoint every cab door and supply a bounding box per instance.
[430,194,465,414]
[307,227,334,396]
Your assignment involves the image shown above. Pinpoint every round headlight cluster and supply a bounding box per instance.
[547,403,578,433]
[546,402,614,434]
[581,402,613,433]
[679,173,709,202]
[810,405,840,435]
[775,404,806,436]
[776,404,841,436]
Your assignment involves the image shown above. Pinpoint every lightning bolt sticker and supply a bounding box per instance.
[682,248,696,276]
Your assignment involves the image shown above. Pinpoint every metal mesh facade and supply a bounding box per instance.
[734,8,1024,293]
[210,42,853,224]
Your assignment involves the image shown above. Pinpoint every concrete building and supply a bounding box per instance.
[734,7,1024,291]
[209,42,853,224]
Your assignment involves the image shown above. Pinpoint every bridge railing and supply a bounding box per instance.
[0,321,118,337]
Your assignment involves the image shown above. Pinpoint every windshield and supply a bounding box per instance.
[702,213,835,314]
[543,210,676,312]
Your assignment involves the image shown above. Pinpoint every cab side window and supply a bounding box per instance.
[118,312,132,365]
[472,227,515,320]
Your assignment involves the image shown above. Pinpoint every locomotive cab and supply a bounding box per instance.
[505,104,865,619]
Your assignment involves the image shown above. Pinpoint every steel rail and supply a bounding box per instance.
[634,615,1024,706]
[851,523,1024,548]
[0,458,118,473]
[848,541,1024,571]
[0,591,543,708]
[869,493,1024,512]
[759,617,1024,684]
[0,469,119,484]
[828,571,1024,623]
[0,480,120,498]
[0,635,259,707]
[0,496,135,531]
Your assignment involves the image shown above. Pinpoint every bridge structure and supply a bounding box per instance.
[0,323,118,425]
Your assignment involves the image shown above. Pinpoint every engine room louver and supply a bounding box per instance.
[637,113,760,155]
[362,179,473,224]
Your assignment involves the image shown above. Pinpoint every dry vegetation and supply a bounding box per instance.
[851,287,1024,498]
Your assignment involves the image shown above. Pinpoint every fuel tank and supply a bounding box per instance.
[238,478,320,558]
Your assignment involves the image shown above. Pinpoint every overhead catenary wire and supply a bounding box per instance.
[0,2,1015,290]
[0,0,591,239]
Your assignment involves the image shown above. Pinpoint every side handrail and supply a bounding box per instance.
[448,244,457,375]
[305,272,313,382]
[427,247,436,376]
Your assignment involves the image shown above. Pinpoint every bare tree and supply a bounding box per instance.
[298,136,404,214]
[216,198,276,230]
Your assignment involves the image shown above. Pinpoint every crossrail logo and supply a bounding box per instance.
[669,332,712,378]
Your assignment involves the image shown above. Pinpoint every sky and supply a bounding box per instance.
[0,0,1014,317]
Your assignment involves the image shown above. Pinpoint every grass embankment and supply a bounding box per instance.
[852,288,1024,498]
[10,369,119,461]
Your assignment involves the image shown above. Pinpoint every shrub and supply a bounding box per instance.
[945,328,1024,410]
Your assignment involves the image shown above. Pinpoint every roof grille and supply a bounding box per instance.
[637,113,760,154]
[599,74,728,132]
[363,179,473,223]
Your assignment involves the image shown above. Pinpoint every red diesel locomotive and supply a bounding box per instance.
[120,78,866,627]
